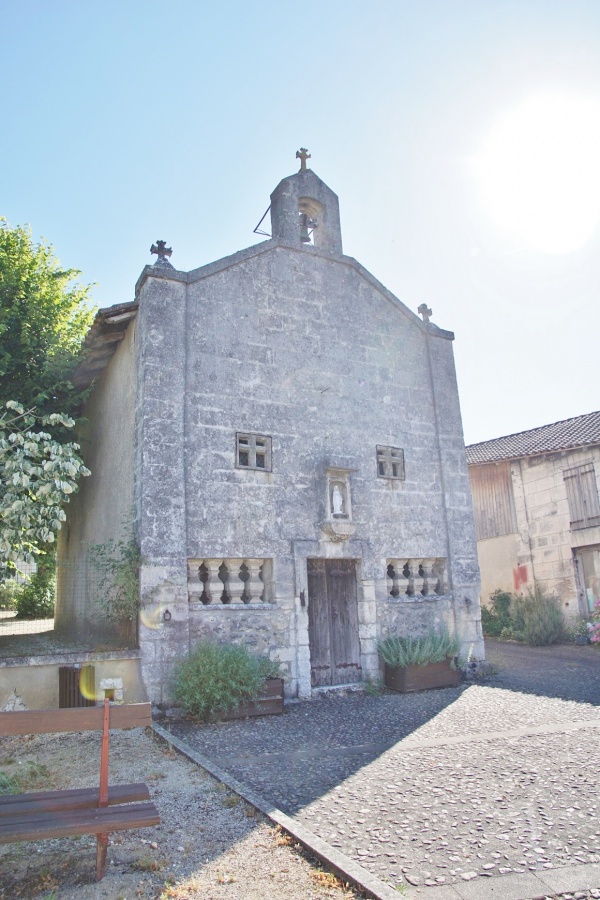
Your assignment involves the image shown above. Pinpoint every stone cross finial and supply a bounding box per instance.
[296,148,311,171]
[418,303,432,323]
[150,240,173,262]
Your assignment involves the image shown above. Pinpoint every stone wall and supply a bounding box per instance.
[0,652,145,710]
[135,239,483,701]
[55,321,137,638]
[472,445,600,616]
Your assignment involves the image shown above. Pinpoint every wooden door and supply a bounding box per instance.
[307,559,362,687]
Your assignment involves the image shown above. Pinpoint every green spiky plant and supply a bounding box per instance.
[377,625,461,668]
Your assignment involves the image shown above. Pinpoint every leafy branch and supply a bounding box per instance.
[88,537,142,624]
[0,401,90,577]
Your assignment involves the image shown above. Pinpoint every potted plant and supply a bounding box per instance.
[172,642,284,722]
[377,625,462,692]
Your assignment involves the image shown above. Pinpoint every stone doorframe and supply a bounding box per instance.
[291,539,379,698]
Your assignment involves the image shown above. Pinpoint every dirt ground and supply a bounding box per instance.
[0,727,364,900]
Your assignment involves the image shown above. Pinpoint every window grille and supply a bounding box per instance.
[376,446,405,480]
[236,433,272,471]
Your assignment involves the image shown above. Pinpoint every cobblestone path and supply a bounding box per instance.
[171,641,600,894]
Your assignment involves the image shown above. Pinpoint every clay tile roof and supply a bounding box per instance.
[466,410,600,464]
[72,300,138,390]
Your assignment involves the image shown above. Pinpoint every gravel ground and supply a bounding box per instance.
[1,639,598,900]
[486,640,600,706]
[0,728,363,899]
[168,640,600,898]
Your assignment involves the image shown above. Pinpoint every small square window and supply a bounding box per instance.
[236,432,272,471]
[376,445,405,480]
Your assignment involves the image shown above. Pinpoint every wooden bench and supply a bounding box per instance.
[0,700,160,880]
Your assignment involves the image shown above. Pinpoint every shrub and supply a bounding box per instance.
[481,605,502,636]
[511,587,566,646]
[377,625,461,668]
[0,580,19,611]
[14,567,55,619]
[480,590,512,637]
[586,598,600,644]
[172,642,281,721]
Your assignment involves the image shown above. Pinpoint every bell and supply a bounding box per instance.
[299,214,312,243]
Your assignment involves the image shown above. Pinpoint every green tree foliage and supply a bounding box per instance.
[0,402,90,576]
[0,219,95,417]
[0,221,95,575]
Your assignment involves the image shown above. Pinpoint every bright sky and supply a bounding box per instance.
[2,0,600,444]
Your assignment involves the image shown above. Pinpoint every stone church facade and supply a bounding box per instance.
[59,159,483,705]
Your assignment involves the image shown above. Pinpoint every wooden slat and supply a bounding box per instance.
[307,559,332,687]
[0,703,152,737]
[0,801,160,843]
[328,560,362,686]
[0,783,150,817]
[565,463,600,529]
[469,461,517,540]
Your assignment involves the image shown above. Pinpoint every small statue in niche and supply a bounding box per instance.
[332,483,345,517]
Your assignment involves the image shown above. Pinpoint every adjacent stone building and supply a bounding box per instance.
[466,410,600,617]
[58,157,483,704]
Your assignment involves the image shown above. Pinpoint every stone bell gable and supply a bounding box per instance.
[61,154,483,705]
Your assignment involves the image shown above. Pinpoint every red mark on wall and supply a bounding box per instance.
[513,564,528,591]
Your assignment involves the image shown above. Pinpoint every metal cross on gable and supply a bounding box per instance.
[150,240,172,260]
[296,147,311,171]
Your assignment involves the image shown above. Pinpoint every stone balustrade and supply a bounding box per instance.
[188,558,273,605]
[386,558,447,599]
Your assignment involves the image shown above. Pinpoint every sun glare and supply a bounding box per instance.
[473,92,600,253]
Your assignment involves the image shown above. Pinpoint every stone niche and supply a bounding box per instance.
[321,466,356,542]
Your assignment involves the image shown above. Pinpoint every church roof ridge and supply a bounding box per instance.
[134,238,454,340]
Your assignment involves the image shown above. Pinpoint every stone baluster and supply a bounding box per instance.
[187,561,202,604]
[200,559,219,604]
[259,561,270,601]
[387,561,399,597]
[421,558,436,596]
[246,560,263,602]
[225,559,244,603]
[408,559,424,596]
[433,558,447,595]
[397,560,411,597]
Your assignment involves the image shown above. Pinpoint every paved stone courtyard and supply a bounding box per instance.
[170,640,600,897]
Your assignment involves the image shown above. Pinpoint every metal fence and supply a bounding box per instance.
[0,560,138,658]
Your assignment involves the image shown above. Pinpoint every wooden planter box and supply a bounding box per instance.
[216,678,284,721]
[384,659,461,693]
